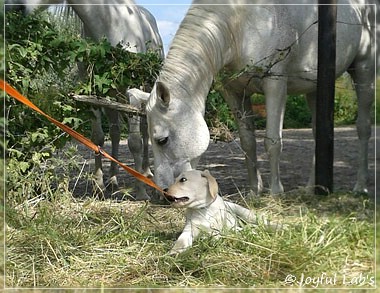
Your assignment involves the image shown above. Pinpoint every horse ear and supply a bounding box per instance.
[156,81,170,107]
[201,170,218,199]
[127,88,150,104]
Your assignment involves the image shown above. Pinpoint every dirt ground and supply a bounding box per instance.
[71,126,377,200]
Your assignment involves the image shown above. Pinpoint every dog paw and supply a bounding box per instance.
[167,246,187,256]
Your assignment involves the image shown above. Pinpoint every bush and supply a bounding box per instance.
[7,142,81,204]
[206,75,363,133]
[284,95,312,129]
[5,9,162,156]
[5,10,83,153]
[205,90,236,132]
[5,8,162,207]
[206,91,312,131]
[334,76,358,126]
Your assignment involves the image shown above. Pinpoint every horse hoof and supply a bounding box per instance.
[106,176,119,188]
[305,185,315,195]
[92,170,105,189]
[353,184,368,195]
[143,168,154,179]
[270,183,284,196]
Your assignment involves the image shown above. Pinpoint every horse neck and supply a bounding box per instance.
[66,0,136,5]
[66,0,139,47]
[159,5,239,113]
[65,1,114,31]
[65,0,137,29]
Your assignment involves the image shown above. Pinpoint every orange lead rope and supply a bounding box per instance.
[1,79,164,194]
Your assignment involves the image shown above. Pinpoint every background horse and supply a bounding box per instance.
[144,0,375,195]
[6,0,164,200]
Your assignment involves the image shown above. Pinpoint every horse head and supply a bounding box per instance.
[145,81,210,190]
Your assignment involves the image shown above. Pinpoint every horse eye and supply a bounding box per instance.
[179,177,187,183]
[157,137,168,146]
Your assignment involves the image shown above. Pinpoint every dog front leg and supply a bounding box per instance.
[169,223,200,255]
[169,231,192,255]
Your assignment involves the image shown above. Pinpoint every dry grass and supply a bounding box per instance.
[4,131,376,290]
[4,184,375,289]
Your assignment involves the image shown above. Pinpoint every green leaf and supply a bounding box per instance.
[19,161,30,173]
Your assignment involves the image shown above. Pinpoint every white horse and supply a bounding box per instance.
[141,0,375,195]
[6,0,164,200]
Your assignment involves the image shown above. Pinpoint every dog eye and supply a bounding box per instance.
[179,177,187,183]
[157,137,168,146]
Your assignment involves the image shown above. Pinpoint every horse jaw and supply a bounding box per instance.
[147,81,210,189]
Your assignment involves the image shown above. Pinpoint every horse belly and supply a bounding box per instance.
[235,2,363,95]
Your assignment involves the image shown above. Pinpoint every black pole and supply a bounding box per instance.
[315,1,337,195]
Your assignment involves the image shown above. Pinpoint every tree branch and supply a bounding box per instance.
[71,94,146,116]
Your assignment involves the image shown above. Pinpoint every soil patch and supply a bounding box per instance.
[70,126,377,200]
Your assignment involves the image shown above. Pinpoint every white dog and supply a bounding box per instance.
[164,170,277,254]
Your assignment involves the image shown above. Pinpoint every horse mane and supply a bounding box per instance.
[165,4,239,77]
[148,4,240,111]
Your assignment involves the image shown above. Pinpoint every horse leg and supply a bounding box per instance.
[349,63,374,194]
[91,107,105,190]
[141,115,153,178]
[262,77,287,195]
[104,108,120,189]
[222,87,263,195]
[128,114,150,200]
[126,88,152,200]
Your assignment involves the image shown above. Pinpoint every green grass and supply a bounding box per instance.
[3,136,376,289]
[5,186,375,289]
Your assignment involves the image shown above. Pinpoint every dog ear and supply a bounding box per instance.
[201,170,218,199]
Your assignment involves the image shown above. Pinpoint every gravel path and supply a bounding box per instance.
[71,126,377,199]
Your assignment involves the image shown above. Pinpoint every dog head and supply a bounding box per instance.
[164,170,219,208]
